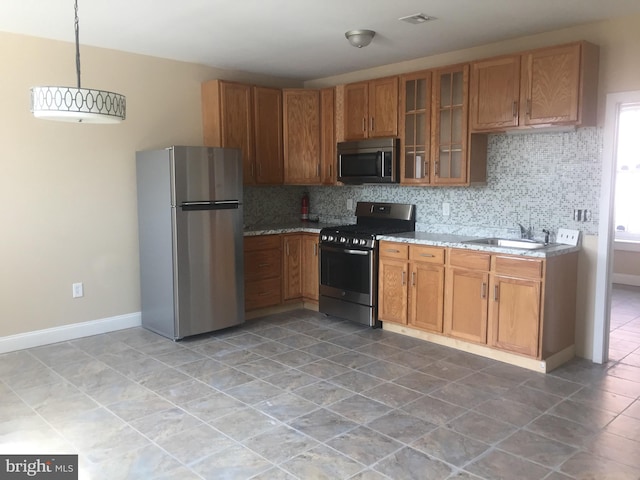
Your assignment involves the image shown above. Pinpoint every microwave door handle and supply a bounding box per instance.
[378,151,385,177]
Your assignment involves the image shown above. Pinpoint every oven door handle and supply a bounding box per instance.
[320,245,370,256]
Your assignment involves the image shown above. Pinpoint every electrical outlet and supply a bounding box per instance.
[442,202,450,217]
[346,198,354,210]
[72,282,84,298]
[557,229,580,246]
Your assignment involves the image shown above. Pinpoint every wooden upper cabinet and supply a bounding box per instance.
[431,64,470,185]
[369,77,399,137]
[253,86,283,184]
[399,70,432,184]
[202,80,255,184]
[469,42,599,132]
[320,88,336,185]
[283,89,321,184]
[343,82,369,140]
[470,55,521,131]
[343,77,398,140]
[521,42,598,126]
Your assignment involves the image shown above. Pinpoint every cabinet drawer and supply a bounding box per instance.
[410,245,445,264]
[449,249,491,271]
[493,255,543,279]
[245,249,282,281]
[379,242,409,259]
[245,278,282,310]
[244,234,281,251]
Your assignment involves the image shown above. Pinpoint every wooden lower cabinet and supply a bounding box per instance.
[301,234,319,301]
[244,235,282,311]
[488,255,543,357]
[444,249,490,344]
[245,233,320,312]
[283,234,302,300]
[378,242,445,333]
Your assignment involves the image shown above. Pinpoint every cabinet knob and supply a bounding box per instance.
[402,271,406,285]
[370,117,374,132]
[411,271,416,286]
[494,285,499,301]
[512,101,518,118]
[481,282,487,299]
[362,117,367,132]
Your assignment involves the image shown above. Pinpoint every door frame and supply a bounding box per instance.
[593,90,640,363]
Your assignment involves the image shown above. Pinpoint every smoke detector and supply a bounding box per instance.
[399,13,436,25]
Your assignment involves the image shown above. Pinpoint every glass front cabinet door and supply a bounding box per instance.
[431,64,470,185]
[400,71,432,184]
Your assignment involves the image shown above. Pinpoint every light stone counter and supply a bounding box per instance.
[243,223,580,257]
[379,231,581,258]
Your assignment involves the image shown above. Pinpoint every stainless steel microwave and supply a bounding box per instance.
[337,137,399,184]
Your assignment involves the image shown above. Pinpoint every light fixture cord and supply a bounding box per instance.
[74,0,81,89]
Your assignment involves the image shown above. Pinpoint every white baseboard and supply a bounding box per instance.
[612,273,640,287]
[0,312,142,354]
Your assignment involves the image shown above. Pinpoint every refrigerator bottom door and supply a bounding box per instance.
[173,206,244,338]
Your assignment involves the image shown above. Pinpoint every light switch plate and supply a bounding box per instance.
[557,228,581,246]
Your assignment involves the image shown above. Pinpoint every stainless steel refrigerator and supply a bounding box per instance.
[136,146,244,340]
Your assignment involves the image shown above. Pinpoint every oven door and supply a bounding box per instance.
[319,244,375,305]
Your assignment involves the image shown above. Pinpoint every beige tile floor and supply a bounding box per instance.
[1,285,639,479]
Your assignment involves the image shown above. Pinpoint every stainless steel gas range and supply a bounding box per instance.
[318,202,416,327]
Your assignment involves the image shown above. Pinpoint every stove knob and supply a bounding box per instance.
[360,239,367,246]
[321,235,327,241]
[328,235,334,242]
[339,237,347,243]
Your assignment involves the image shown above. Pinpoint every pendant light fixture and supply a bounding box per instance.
[30,0,126,123]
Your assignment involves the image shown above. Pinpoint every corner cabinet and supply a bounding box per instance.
[253,86,284,184]
[283,89,321,184]
[430,64,487,186]
[469,42,599,132]
[341,77,399,141]
[320,88,337,185]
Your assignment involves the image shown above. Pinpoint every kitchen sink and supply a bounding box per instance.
[463,237,547,250]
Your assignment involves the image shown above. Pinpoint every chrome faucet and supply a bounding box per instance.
[518,223,533,240]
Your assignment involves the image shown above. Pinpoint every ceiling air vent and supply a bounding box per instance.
[399,13,436,25]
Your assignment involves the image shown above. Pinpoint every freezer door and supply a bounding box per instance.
[171,146,242,205]
[173,203,245,338]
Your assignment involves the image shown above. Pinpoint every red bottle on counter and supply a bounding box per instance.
[301,193,309,221]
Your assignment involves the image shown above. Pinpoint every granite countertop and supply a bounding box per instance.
[244,221,332,236]
[378,231,581,258]
[243,223,580,258]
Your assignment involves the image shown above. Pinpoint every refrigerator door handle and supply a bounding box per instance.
[180,200,240,211]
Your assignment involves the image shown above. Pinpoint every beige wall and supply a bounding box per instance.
[0,32,299,337]
[613,250,640,276]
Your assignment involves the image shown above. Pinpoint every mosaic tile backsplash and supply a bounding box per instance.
[244,127,603,240]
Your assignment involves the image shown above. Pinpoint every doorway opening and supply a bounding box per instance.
[595,91,640,364]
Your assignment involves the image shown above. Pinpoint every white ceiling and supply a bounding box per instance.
[2,0,640,81]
